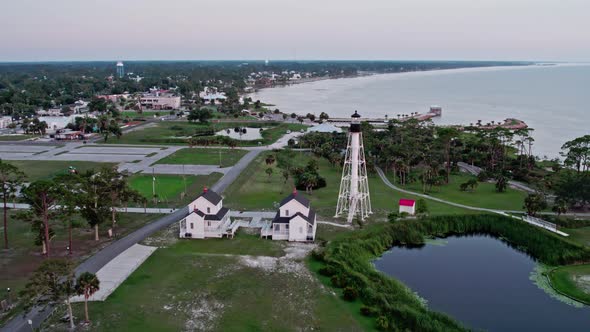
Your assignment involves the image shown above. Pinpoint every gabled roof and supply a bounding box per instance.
[189,207,229,221]
[272,209,316,226]
[198,190,222,205]
[205,207,229,221]
[399,199,416,207]
[279,193,310,208]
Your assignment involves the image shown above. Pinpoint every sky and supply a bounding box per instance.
[1,0,589,62]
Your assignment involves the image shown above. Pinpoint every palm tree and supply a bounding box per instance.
[76,272,100,324]
[552,199,568,217]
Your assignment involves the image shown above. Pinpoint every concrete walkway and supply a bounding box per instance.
[70,244,157,302]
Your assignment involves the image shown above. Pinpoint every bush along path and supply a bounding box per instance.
[310,214,590,331]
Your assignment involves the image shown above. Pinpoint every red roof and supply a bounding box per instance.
[399,199,416,207]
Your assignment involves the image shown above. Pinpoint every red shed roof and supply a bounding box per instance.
[399,199,416,207]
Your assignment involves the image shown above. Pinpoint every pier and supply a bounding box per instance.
[327,106,442,127]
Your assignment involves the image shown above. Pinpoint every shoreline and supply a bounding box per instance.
[250,63,544,93]
[250,62,590,95]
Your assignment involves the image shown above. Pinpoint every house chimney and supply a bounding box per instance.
[203,186,208,193]
[293,188,297,196]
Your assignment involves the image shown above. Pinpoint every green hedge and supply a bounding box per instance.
[314,214,590,331]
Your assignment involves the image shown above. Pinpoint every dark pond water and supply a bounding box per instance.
[374,235,590,331]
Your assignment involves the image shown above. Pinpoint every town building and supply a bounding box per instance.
[140,88,181,110]
[39,115,77,131]
[307,123,342,133]
[199,87,227,105]
[179,187,231,239]
[268,190,317,242]
[399,199,416,215]
[0,116,13,129]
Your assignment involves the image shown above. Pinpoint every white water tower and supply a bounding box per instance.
[335,111,372,223]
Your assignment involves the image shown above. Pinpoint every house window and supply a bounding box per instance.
[285,224,289,230]
[207,221,211,227]
[190,223,194,229]
[207,207,211,214]
[274,224,280,231]
[285,210,289,216]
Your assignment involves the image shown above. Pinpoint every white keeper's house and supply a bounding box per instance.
[268,190,317,242]
[179,187,231,239]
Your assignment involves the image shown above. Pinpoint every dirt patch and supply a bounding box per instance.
[238,242,316,279]
[143,223,180,248]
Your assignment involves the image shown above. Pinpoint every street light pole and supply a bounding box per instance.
[6,287,11,308]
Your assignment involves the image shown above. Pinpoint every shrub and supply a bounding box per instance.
[360,306,378,317]
[387,212,399,222]
[376,316,389,331]
[343,286,359,301]
[477,170,489,182]
[416,199,429,214]
[318,266,334,277]
[330,274,346,288]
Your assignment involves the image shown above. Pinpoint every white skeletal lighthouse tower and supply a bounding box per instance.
[335,111,372,223]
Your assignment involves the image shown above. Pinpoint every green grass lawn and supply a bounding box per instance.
[563,227,590,247]
[0,135,37,141]
[153,148,248,168]
[44,232,366,331]
[5,160,116,182]
[121,111,156,119]
[549,264,590,305]
[386,172,529,211]
[128,173,223,208]
[0,211,163,326]
[224,151,475,220]
[105,121,307,147]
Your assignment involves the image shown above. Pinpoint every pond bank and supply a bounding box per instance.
[311,214,590,331]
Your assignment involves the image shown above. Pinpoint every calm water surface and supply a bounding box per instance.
[251,64,590,157]
[374,236,590,331]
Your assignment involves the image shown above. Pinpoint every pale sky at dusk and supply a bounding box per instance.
[1,0,589,62]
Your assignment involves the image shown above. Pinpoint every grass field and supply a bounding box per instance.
[5,160,116,182]
[387,172,529,211]
[0,135,37,141]
[0,211,163,326]
[153,148,248,168]
[549,264,590,305]
[224,151,475,220]
[44,227,368,331]
[563,227,590,247]
[128,173,223,208]
[106,121,306,146]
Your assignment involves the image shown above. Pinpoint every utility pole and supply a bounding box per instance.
[182,164,187,197]
[152,168,156,204]
[219,150,222,167]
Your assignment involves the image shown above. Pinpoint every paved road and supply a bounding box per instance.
[457,161,538,194]
[1,148,261,332]
[376,167,590,218]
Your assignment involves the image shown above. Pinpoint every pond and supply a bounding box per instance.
[215,127,264,140]
[374,235,590,332]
